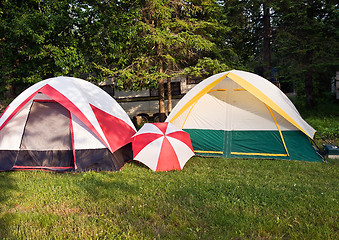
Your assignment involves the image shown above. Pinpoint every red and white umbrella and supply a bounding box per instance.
[132,122,194,171]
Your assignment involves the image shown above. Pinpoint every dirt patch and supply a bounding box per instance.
[8,202,82,216]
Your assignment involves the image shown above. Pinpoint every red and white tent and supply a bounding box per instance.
[0,76,136,171]
[132,122,194,171]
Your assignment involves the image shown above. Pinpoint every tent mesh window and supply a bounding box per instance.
[15,101,74,169]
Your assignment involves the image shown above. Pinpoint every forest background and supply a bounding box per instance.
[0,0,338,120]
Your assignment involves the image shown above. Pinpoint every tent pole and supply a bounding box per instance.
[265,104,290,157]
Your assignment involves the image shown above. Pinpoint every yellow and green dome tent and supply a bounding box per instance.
[166,70,322,162]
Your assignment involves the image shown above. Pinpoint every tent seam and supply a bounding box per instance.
[265,104,290,157]
[169,73,229,123]
[227,72,313,139]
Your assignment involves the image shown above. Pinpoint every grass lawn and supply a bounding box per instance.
[0,97,338,239]
[0,157,338,239]
[297,96,339,146]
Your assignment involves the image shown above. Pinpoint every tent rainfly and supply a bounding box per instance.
[0,76,136,171]
[166,70,323,162]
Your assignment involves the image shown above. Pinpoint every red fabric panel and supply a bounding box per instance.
[153,122,169,135]
[166,131,194,151]
[39,84,109,150]
[132,133,163,157]
[156,137,181,171]
[90,104,136,153]
[33,99,56,102]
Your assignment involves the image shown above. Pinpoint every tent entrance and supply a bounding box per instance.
[14,101,74,170]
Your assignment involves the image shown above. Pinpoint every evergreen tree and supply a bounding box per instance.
[272,0,339,106]
[114,0,223,121]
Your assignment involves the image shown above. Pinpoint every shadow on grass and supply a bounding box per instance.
[72,167,141,202]
[73,161,151,199]
[0,172,17,239]
[127,160,150,170]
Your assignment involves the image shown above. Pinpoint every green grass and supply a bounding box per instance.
[295,96,339,145]
[0,97,338,239]
[0,158,338,239]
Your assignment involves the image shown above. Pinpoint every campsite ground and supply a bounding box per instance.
[0,97,338,239]
[0,157,338,239]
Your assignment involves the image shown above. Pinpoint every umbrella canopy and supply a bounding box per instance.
[132,122,194,171]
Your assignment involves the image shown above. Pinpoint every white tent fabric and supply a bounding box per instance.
[167,70,316,138]
[165,70,322,162]
[0,76,136,171]
[0,76,136,151]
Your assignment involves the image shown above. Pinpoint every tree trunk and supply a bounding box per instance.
[305,71,315,108]
[305,50,315,108]
[263,3,271,79]
[158,78,166,122]
[158,65,166,122]
[167,78,172,114]
[156,41,166,122]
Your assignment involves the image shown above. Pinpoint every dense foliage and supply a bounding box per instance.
[1,0,338,107]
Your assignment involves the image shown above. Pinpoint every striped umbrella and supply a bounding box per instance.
[132,122,194,171]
